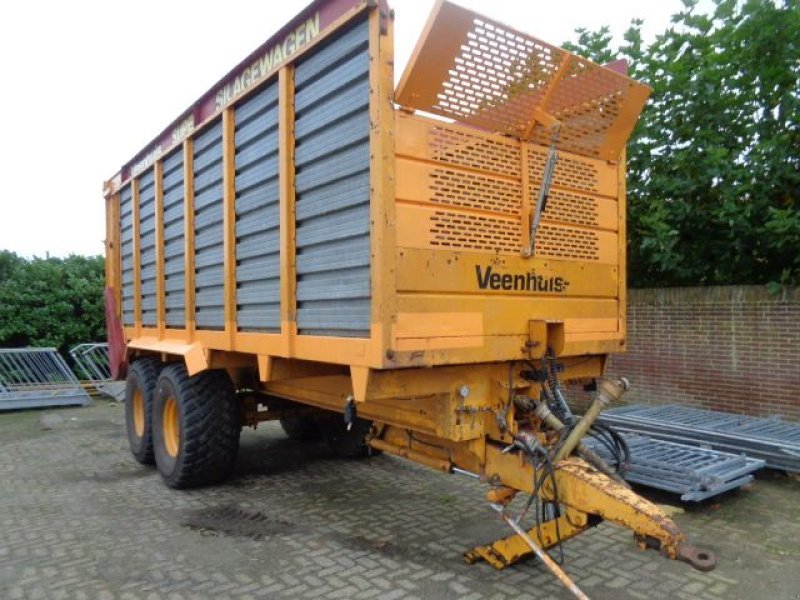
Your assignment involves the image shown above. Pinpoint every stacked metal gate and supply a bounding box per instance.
[583,432,764,501]
[0,348,90,410]
[70,343,125,401]
[600,404,800,473]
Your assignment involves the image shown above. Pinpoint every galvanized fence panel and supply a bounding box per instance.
[583,432,764,502]
[599,404,800,472]
[69,344,125,401]
[0,348,90,410]
[70,343,111,381]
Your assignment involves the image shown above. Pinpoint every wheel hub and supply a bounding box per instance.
[132,389,145,438]
[163,396,180,458]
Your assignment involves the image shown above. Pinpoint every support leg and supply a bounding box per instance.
[465,506,591,569]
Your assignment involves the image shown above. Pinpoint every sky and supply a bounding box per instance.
[0,0,694,258]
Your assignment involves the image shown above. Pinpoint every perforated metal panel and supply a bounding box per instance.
[403,122,525,250]
[527,148,609,261]
[528,148,602,194]
[193,119,225,330]
[294,17,371,337]
[162,147,185,328]
[430,169,521,215]
[535,224,600,260]
[429,124,520,176]
[233,84,281,332]
[119,185,134,326]
[541,189,600,227]
[138,170,157,327]
[396,115,618,262]
[395,1,651,160]
[429,211,518,253]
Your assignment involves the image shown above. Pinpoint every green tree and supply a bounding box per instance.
[0,250,23,282]
[0,254,106,354]
[565,0,800,287]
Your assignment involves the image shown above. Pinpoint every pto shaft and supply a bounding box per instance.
[552,378,629,464]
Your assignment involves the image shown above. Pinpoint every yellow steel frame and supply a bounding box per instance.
[100,0,633,419]
[109,2,627,378]
[617,152,628,348]
[278,65,297,359]
[369,2,397,367]
[222,107,237,352]
[101,1,629,438]
[253,358,693,570]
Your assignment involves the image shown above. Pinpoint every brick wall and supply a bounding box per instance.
[594,286,800,422]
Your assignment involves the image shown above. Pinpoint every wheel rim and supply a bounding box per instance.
[163,396,180,458]
[132,388,145,438]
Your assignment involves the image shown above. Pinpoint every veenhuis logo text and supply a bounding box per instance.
[475,265,570,293]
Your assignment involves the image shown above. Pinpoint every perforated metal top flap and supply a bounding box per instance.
[395,0,652,160]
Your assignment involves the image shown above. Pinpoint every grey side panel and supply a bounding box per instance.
[162,147,185,329]
[138,169,157,327]
[119,185,135,326]
[234,83,281,332]
[193,120,225,330]
[294,17,371,338]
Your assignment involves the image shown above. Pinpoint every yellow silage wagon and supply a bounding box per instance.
[103,0,715,592]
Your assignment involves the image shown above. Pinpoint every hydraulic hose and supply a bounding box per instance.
[552,377,629,464]
[531,400,629,487]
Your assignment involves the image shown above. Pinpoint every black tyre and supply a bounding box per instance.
[279,416,322,441]
[152,364,242,489]
[321,416,375,458]
[124,357,161,465]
